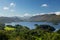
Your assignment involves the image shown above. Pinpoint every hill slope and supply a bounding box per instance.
[30,14,60,22]
[0,17,23,23]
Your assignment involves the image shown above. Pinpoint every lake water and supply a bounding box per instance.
[5,22,60,30]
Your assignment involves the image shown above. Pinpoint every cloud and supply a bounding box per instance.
[32,13,46,16]
[55,12,60,15]
[41,4,48,7]
[3,2,15,11]
[23,13,31,17]
[3,7,9,10]
[32,12,60,16]
[47,12,60,15]
[32,13,40,16]
[20,13,46,17]
[10,3,15,7]
[18,13,32,17]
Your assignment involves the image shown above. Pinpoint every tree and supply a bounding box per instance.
[0,23,5,30]
[0,30,9,40]
[34,24,55,32]
[57,29,60,34]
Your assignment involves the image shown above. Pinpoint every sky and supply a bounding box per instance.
[0,0,60,17]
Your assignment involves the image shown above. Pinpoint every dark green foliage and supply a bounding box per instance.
[35,24,55,32]
[0,31,9,40]
[57,29,60,34]
[6,25,14,27]
[0,23,5,30]
[0,24,60,40]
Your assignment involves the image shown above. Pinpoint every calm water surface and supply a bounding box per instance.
[5,22,60,30]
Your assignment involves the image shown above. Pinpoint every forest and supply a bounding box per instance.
[0,23,60,40]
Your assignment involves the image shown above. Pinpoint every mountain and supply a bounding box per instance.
[29,14,60,22]
[0,14,60,23]
[0,17,23,23]
[0,16,31,23]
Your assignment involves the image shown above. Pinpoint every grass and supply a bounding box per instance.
[4,26,16,31]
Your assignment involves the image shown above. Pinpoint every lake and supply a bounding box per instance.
[5,22,60,30]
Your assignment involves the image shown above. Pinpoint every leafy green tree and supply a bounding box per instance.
[0,30,9,40]
[34,24,55,32]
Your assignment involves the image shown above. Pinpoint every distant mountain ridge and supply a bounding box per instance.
[29,14,60,22]
[0,17,23,23]
[0,14,60,23]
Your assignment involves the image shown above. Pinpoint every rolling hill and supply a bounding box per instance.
[29,14,60,22]
[0,14,60,23]
[0,17,23,23]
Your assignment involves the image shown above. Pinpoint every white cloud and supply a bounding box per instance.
[40,13,46,15]
[20,13,46,17]
[32,13,46,16]
[32,12,60,16]
[10,3,15,7]
[17,13,32,17]
[3,3,15,11]
[1,11,60,17]
[41,4,48,7]
[32,13,40,16]
[55,12,60,15]
[47,12,60,15]
[21,13,46,17]
[3,7,9,10]
[23,13,31,17]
